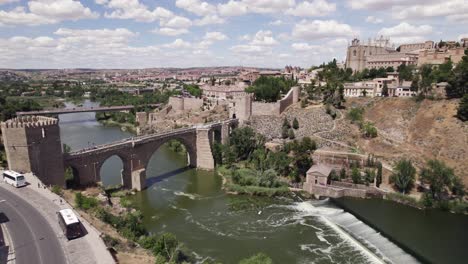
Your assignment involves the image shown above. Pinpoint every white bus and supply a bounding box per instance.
[2,170,26,188]
[57,209,83,240]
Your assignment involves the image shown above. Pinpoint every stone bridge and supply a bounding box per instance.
[64,119,238,190]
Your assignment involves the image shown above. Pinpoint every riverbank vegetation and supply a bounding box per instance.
[390,158,467,214]
[65,189,195,263]
[93,88,179,129]
[214,127,315,196]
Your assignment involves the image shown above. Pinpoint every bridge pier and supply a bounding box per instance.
[131,168,146,191]
[196,128,215,170]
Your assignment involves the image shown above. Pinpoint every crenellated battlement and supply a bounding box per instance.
[1,116,59,129]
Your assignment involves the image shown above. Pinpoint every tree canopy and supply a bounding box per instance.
[245,76,296,102]
[391,159,416,194]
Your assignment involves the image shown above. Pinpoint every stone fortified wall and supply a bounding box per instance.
[251,86,300,116]
[1,116,65,187]
[168,97,204,112]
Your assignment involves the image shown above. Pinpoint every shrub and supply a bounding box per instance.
[390,159,416,194]
[288,129,295,139]
[51,185,63,196]
[347,107,364,123]
[74,192,98,210]
[292,117,299,129]
[281,126,289,139]
[362,122,378,138]
[139,235,159,250]
[102,234,119,248]
[351,167,361,184]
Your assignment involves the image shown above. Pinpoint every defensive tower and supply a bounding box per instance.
[1,116,65,186]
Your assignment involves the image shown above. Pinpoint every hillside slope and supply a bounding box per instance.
[347,98,468,185]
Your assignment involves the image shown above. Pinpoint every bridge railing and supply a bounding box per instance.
[66,119,238,157]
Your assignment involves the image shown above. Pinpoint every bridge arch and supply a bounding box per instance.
[98,154,125,187]
[138,135,197,170]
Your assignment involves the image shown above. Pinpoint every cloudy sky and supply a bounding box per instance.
[0,0,466,69]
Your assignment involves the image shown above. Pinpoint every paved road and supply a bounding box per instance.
[0,185,66,264]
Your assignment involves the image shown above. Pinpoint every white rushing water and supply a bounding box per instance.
[292,200,420,264]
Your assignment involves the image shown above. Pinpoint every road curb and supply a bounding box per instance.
[1,223,16,264]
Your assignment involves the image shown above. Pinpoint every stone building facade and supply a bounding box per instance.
[1,116,65,187]
[345,37,394,72]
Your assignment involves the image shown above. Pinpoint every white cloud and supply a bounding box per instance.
[230,44,270,54]
[378,22,433,44]
[163,39,191,49]
[378,22,432,37]
[250,30,278,46]
[0,0,98,26]
[291,42,318,51]
[393,0,468,21]
[102,0,178,23]
[218,0,295,16]
[175,0,217,16]
[365,16,383,24]
[292,20,355,40]
[152,27,189,36]
[203,32,228,41]
[286,0,336,17]
[194,15,225,26]
[160,16,192,28]
[217,0,248,16]
[458,34,468,41]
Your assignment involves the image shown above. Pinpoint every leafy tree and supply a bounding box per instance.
[266,151,292,176]
[229,127,264,161]
[347,107,364,123]
[364,169,375,186]
[351,167,361,184]
[420,159,462,199]
[292,117,299,129]
[282,117,291,129]
[390,159,416,194]
[153,233,183,263]
[340,168,347,180]
[281,126,289,139]
[251,148,268,172]
[419,64,434,96]
[381,83,389,97]
[447,49,468,98]
[288,128,295,139]
[457,94,468,121]
[246,76,297,102]
[212,142,223,165]
[183,84,202,97]
[410,75,419,92]
[362,122,378,138]
[376,162,383,188]
[397,64,414,82]
[239,253,273,264]
[294,153,312,178]
[329,169,339,182]
[63,143,72,154]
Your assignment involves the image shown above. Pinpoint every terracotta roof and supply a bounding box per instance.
[307,164,333,177]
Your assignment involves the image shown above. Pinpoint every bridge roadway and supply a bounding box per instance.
[0,185,66,264]
[67,120,235,157]
[16,104,161,116]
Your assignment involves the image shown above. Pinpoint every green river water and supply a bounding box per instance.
[58,100,467,264]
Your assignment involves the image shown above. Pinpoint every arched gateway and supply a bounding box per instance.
[63,120,237,190]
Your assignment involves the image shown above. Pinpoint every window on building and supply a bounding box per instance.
[353,50,357,56]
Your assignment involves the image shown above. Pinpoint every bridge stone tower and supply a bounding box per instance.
[1,116,65,187]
